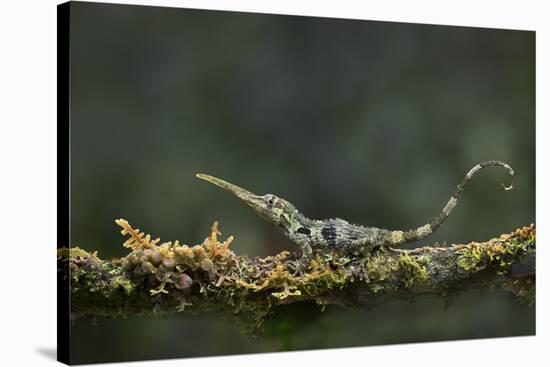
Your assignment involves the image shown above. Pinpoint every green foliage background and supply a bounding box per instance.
[68,2,535,364]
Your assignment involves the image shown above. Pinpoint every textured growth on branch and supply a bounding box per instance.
[58,220,535,332]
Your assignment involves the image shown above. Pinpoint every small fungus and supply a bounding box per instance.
[174,273,193,290]
[200,258,214,272]
[162,257,176,269]
[141,261,154,274]
[149,250,162,265]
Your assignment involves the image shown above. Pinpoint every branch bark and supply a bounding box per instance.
[58,221,535,330]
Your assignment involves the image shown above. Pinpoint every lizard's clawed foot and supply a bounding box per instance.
[286,244,313,276]
[289,259,308,276]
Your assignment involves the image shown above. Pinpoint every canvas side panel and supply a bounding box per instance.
[57,2,71,365]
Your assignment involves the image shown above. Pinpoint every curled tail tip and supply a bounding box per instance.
[501,165,515,191]
[502,181,515,191]
[497,161,515,191]
[477,160,515,192]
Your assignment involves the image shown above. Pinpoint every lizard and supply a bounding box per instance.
[196,160,515,270]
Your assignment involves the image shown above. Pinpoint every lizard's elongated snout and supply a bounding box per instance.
[196,173,251,198]
[196,173,267,213]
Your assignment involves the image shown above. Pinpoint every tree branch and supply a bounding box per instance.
[58,221,535,331]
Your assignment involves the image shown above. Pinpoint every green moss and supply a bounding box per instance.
[364,252,399,283]
[111,276,134,295]
[57,246,97,259]
[505,237,535,256]
[457,245,486,272]
[397,253,429,288]
[457,231,535,274]
[299,267,348,297]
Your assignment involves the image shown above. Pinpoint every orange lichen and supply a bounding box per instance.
[115,218,160,250]
[202,221,234,260]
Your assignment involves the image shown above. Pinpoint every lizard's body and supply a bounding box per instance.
[283,215,406,258]
[197,160,515,264]
[283,216,422,255]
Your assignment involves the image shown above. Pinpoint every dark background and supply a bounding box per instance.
[68,2,535,364]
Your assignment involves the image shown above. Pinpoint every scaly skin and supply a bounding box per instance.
[196,160,515,269]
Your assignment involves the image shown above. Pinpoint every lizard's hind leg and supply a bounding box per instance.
[350,229,409,255]
[349,238,397,256]
[349,227,391,254]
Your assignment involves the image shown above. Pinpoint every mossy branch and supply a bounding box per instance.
[59,221,535,331]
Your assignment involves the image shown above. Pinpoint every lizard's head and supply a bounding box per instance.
[196,173,298,228]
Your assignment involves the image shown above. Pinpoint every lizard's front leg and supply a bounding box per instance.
[291,241,313,275]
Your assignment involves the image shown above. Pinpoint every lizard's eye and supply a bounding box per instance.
[265,194,275,206]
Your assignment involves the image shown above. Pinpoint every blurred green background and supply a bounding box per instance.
[68,2,535,364]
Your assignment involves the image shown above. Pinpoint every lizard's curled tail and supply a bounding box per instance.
[387,160,515,245]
